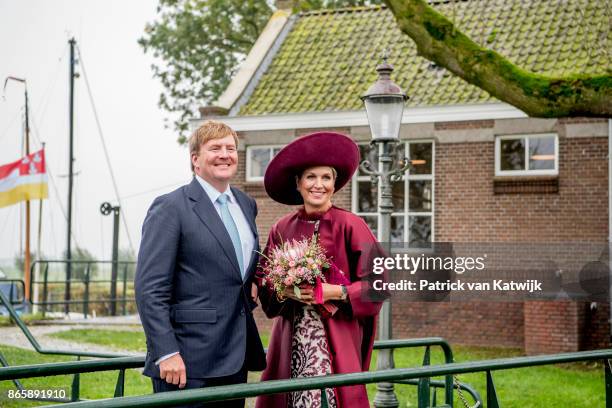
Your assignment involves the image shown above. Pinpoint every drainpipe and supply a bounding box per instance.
[608,119,612,345]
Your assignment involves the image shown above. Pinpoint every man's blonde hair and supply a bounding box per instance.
[189,120,239,171]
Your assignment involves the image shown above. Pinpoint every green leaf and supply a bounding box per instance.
[294,285,301,299]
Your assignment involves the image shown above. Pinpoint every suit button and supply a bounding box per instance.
[240,309,245,316]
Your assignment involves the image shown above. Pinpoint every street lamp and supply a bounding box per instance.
[360,54,409,408]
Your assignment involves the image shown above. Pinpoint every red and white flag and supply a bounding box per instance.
[0,148,48,208]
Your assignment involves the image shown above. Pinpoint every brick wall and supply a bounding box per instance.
[233,119,610,352]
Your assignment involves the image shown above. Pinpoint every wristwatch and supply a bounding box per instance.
[340,285,348,301]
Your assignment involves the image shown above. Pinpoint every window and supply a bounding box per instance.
[495,134,558,176]
[246,146,282,182]
[353,141,434,248]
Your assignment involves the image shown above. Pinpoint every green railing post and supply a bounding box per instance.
[42,261,49,316]
[321,389,329,408]
[83,264,90,319]
[418,346,431,408]
[122,263,128,316]
[605,359,611,408]
[486,370,500,408]
[71,357,80,402]
[114,369,126,398]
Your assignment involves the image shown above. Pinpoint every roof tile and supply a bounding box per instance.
[239,0,609,116]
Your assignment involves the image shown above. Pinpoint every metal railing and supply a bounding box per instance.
[30,260,136,317]
[0,289,477,406]
[0,289,131,403]
[0,349,610,407]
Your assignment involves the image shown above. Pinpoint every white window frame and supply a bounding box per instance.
[495,133,558,176]
[352,140,435,247]
[245,145,283,182]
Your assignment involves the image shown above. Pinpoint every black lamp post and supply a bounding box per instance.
[360,54,409,408]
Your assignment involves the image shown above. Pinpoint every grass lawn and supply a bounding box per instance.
[0,344,151,407]
[49,328,148,352]
[3,328,607,407]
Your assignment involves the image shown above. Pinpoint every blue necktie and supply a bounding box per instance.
[217,193,244,278]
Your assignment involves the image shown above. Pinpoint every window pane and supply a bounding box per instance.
[409,216,431,248]
[392,180,404,212]
[358,181,378,212]
[529,136,555,170]
[249,148,272,178]
[361,216,378,238]
[409,180,432,212]
[358,144,378,176]
[409,143,433,175]
[391,216,404,243]
[500,138,525,171]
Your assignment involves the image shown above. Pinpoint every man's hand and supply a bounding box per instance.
[251,282,258,302]
[159,353,187,388]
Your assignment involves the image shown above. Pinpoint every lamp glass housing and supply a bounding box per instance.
[363,95,405,140]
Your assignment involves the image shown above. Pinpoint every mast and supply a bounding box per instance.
[24,84,31,301]
[3,76,31,301]
[65,37,76,314]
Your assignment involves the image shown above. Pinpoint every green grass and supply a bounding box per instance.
[49,329,147,352]
[2,328,606,407]
[367,346,605,407]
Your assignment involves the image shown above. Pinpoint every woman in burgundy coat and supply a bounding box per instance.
[255,132,384,408]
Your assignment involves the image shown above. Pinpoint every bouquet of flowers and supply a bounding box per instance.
[260,236,330,302]
[260,235,352,318]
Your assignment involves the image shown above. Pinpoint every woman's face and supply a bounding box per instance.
[297,166,335,211]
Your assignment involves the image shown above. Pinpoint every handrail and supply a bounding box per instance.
[18,349,609,407]
[0,339,455,381]
[0,356,143,380]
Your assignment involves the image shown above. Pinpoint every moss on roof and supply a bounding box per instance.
[238,1,610,115]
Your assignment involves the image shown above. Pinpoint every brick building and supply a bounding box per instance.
[192,1,611,353]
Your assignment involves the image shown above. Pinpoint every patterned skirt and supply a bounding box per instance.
[290,305,337,408]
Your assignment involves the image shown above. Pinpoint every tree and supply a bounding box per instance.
[384,0,611,117]
[140,0,382,143]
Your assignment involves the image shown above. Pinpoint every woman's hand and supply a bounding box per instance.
[321,283,345,302]
[282,284,314,304]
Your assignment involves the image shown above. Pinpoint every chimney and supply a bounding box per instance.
[275,0,293,11]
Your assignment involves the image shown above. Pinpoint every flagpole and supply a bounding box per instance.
[33,142,46,314]
[65,37,77,315]
[3,75,31,302]
[24,84,31,303]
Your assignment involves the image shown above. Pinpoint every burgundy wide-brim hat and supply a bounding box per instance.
[264,132,360,205]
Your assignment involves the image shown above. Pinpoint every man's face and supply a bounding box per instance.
[191,134,238,187]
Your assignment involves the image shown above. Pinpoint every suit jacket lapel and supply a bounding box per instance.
[187,178,242,279]
[231,187,259,279]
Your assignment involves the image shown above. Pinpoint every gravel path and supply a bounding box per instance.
[0,324,144,356]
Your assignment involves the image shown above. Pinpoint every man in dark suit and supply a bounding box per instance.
[135,120,266,407]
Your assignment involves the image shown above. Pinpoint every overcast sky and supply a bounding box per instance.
[0,0,194,266]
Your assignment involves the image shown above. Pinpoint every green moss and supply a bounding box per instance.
[239,3,609,115]
[486,29,498,44]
